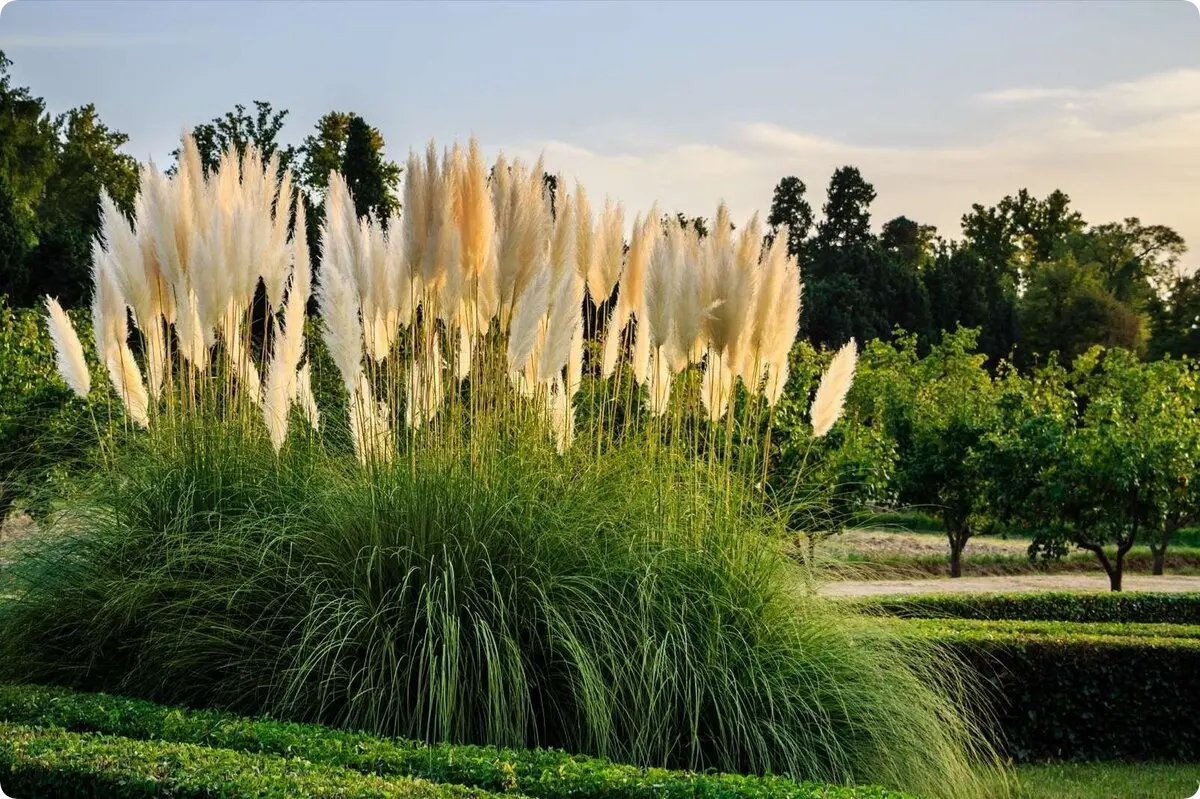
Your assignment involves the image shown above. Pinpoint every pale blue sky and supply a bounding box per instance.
[2,0,1199,253]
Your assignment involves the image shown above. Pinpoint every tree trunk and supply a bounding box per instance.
[1150,545,1165,577]
[949,537,964,578]
[1108,562,1122,592]
[1151,522,1179,576]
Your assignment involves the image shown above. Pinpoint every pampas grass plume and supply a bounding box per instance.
[810,339,857,437]
[44,297,91,399]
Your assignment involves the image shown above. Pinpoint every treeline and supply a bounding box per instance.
[2,48,1197,368]
[773,328,1200,590]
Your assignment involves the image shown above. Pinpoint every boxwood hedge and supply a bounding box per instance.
[0,723,505,798]
[907,618,1200,762]
[851,591,1200,624]
[0,683,919,799]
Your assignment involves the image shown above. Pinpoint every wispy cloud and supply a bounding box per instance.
[0,32,190,49]
[501,69,1200,255]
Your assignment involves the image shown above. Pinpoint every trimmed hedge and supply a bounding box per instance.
[0,683,920,799]
[853,591,1200,624]
[0,723,505,798]
[903,617,1200,642]
[913,619,1200,762]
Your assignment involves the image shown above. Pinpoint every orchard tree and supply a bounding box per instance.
[986,348,1196,590]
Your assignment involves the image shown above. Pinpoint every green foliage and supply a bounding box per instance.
[0,301,102,518]
[911,619,1200,762]
[984,349,1200,589]
[0,723,498,798]
[766,175,813,255]
[853,591,1200,625]
[0,418,1002,799]
[170,100,296,176]
[0,683,926,799]
[1149,273,1200,360]
[0,51,140,308]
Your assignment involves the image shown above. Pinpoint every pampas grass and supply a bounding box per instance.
[21,133,1014,799]
[811,339,857,437]
[44,297,91,400]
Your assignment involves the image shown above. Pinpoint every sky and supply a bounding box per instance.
[1,0,1199,258]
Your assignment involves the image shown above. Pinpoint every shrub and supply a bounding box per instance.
[0,421,1002,798]
[12,136,1009,799]
[0,683,925,799]
[0,723,503,798]
[854,591,1200,624]
[911,618,1200,762]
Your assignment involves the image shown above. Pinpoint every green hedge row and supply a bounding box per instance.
[0,683,919,799]
[854,591,1200,624]
[915,619,1200,762]
[0,723,504,798]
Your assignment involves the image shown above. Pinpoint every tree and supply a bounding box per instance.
[985,348,1197,590]
[880,217,937,273]
[816,166,875,249]
[171,101,295,176]
[297,111,400,218]
[766,176,813,256]
[961,188,1085,287]
[1069,218,1186,309]
[1017,256,1146,366]
[1149,274,1200,360]
[923,242,1017,364]
[0,50,58,243]
[847,329,996,576]
[341,115,400,222]
[22,105,140,307]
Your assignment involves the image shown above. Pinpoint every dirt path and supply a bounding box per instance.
[821,573,1200,597]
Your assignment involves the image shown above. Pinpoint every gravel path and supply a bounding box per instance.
[821,573,1200,597]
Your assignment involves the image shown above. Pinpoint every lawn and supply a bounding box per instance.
[1016,762,1200,799]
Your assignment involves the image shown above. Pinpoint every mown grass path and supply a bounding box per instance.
[822,574,1200,596]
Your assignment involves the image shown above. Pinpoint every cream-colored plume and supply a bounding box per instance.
[810,339,857,436]
[44,297,91,400]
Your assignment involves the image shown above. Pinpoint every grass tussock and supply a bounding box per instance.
[1,419,1004,798]
[10,134,1015,799]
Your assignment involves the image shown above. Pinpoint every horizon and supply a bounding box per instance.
[1,0,1198,260]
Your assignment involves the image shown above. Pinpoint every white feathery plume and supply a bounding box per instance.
[565,321,584,400]
[385,212,419,329]
[263,203,312,452]
[573,182,594,285]
[546,374,574,454]
[810,339,857,436]
[537,190,579,381]
[646,351,673,416]
[350,372,394,466]
[403,148,430,299]
[89,242,125,376]
[743,228,790,391]
[589,198,624,304]
[406,337,445,429]
[315,246,364,395]
[44,297,91,399]
[762,251,803,404]
[701,348,735,422]
[599,314,626,379]
[295,359,320,432]
[458,138,497,320]
[111,343,150,429]
[725,213,763,376]
[506,261,551,375]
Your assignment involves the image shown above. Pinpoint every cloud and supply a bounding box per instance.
[498,69,1200,256]
[976,87,1083,105]
[0,32,189,49]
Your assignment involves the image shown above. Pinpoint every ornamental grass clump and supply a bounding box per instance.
[13,135,1008,799]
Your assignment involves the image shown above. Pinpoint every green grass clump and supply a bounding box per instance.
[0,419,1003,799]
[0,723,504,798]
[0,682,925,799]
